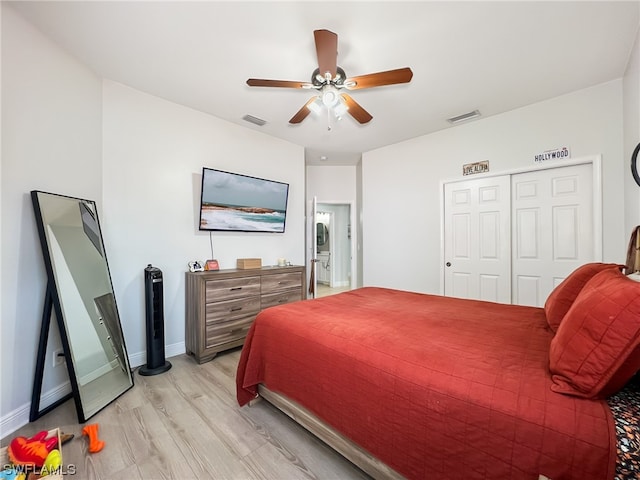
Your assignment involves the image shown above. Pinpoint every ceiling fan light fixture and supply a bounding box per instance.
[334,100,348,117]
[308,97,323,115]
[322,86,339,107]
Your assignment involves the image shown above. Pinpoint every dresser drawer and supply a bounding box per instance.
[206,276,260,302]
[262,272,302,294]
[205,315,254,348]
[261,288,302,309]
[206,296,260,322]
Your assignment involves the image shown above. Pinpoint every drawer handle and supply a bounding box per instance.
[230,306,243,312]
[230,287,243,291]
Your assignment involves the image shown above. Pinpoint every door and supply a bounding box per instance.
[305,196,318,299]
[511,163,593,306]
[444,175,511,302]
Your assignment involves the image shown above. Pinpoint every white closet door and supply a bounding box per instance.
[511,163,593,306]
[444,176,511,302]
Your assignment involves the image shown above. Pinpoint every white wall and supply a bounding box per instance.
[306,165,357,202]
[624,23,640,235]
[362,80,626,294]
[102,81,305,367]
[1,4,103,432]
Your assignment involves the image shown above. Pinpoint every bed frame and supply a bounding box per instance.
[256,385,554,480]
[256,384,405,479]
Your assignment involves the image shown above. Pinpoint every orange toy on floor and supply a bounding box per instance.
[81,424,105,453]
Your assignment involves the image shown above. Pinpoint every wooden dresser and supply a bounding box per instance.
[185,265,305,363]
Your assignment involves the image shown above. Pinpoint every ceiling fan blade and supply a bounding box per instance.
[314,29,338,79]
[345,67,413,90]
[247,79,310,89]
[289,97,318,124]
[340,94,373,124]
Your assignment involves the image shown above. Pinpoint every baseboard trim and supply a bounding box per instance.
[0,381,71,439]
[1,342,185,438]
[129,341,185,368]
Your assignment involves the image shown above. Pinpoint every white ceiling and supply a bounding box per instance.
[8,1,640,165]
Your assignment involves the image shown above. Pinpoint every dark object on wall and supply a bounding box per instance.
[316,222,329,247]
[632,142,640,187]
[30,191,133,423]
[139,264,172,376]
[626,226,640,274]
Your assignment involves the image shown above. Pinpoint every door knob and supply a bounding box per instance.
[446,262,451,267]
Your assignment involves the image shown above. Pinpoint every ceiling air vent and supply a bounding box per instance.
[447,110,481,124]
[242,114,266,126]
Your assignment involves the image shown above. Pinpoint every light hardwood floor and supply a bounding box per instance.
[315,285,351,298]
[2,349,370,479]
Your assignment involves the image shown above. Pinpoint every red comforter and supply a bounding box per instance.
[236,287,616,480]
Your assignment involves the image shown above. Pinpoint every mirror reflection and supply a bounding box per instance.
[32,191,133,421]
[316,222,329,248]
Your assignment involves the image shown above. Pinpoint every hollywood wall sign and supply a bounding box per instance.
[534,147,571,162]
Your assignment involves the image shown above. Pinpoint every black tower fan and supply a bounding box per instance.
[139,264,172,376]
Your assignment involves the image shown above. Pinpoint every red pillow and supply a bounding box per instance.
[544,263,622,333]
[549,268,640,398]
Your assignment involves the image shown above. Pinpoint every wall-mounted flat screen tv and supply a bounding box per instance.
[199,167,289,233]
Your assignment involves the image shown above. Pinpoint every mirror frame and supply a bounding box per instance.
[30,190,133,423]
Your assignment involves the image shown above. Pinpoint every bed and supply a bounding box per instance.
[236,263,640,479]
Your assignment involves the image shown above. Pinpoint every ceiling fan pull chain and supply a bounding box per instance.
[327,107,332,131]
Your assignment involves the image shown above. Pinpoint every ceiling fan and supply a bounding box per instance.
[246,29,413,126]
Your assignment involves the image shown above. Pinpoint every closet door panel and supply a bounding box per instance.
[511,163,593,306]
[444,176,511,303]
[515,208,540,259]
[553,205,579,259]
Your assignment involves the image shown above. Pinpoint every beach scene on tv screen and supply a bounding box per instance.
[200,170,288,232]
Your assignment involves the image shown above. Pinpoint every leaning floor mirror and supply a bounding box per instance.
[30,190,133,423]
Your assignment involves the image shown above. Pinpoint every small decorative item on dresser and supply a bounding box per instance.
[205,259,219,271]
[237,258,262,269]
[188,261,204,272]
